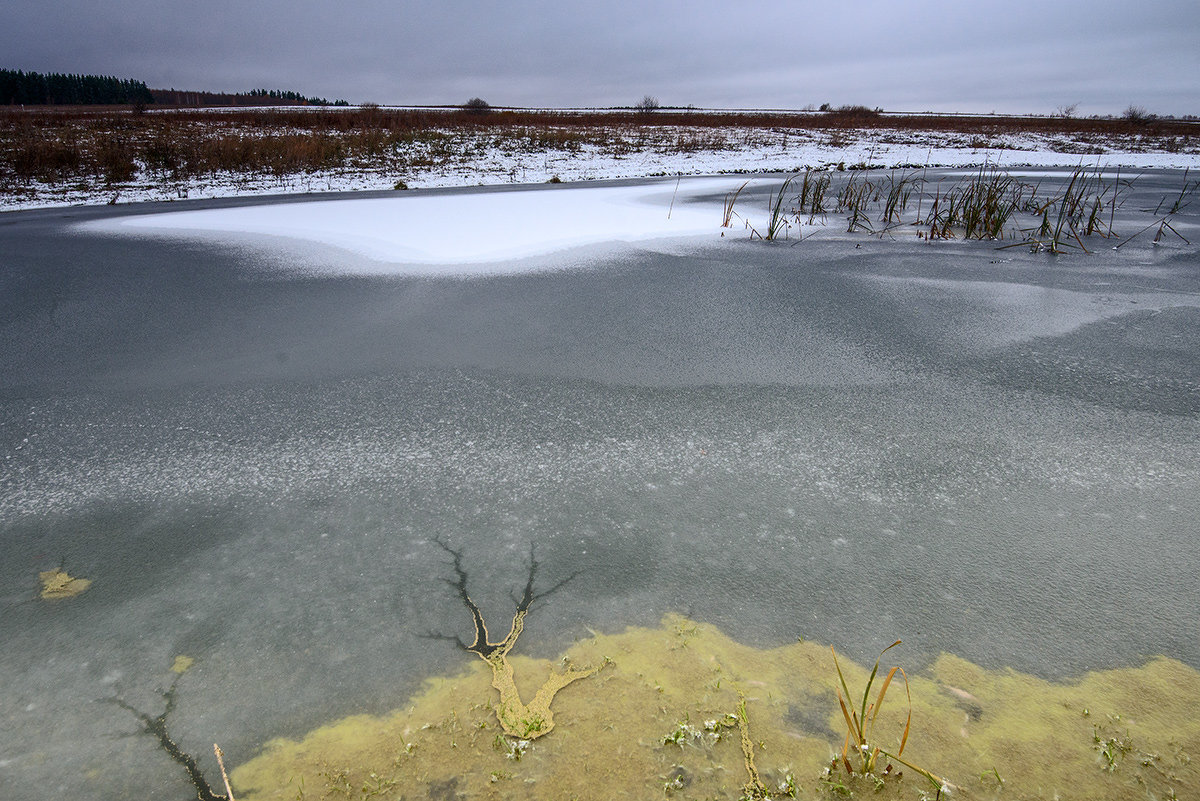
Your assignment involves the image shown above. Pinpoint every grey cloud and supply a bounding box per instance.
[1,0,1197,113]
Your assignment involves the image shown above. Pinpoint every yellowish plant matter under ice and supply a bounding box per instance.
[229,615,1200,800]
[39,568,91,599]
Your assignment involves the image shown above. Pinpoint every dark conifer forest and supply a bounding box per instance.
[1,69,155,105]
[1,69,346,107]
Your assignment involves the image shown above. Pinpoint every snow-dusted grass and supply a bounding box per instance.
[5,114,1200,211]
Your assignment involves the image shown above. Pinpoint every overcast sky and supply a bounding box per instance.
[3,0,1198,115]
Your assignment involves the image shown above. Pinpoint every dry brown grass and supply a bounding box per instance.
[2,105,1196,192]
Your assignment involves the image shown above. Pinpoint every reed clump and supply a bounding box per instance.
[727,162,1192,258]
[923,165,1025,241]
[830,640,948,795]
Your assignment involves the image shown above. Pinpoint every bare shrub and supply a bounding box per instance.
[827,105,882,122]
[635,95,660,114]
[1124,105,1152,124]
[463,97,491,114]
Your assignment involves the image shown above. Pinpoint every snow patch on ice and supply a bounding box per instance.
[85,179,733,274]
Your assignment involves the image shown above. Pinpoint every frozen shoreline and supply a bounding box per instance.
[5,124,1199,212]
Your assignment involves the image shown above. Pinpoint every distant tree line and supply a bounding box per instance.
[1,69,154,105]
[247,88,347,106]
[151,87,348,107]
[1,69,349,108]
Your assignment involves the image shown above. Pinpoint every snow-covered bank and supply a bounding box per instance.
[6,124,1199,212]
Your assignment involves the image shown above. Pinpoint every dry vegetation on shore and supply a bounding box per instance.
[2,106,1197,206]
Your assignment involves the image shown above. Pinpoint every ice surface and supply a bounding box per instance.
[3,169,1200,801]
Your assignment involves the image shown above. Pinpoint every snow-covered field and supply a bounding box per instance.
[5,123,1199,212]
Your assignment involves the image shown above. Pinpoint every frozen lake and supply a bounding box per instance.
[2,171,1199,799]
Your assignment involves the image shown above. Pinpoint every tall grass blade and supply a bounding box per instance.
[722,180,748,227]
[765,175,796,240]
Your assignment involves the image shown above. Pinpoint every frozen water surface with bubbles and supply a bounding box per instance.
[2,171,1199,799]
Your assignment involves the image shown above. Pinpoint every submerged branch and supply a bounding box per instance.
[101,679,229,801]
[425,538,603,739]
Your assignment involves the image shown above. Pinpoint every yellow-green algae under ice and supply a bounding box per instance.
[232,615,1200,800]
